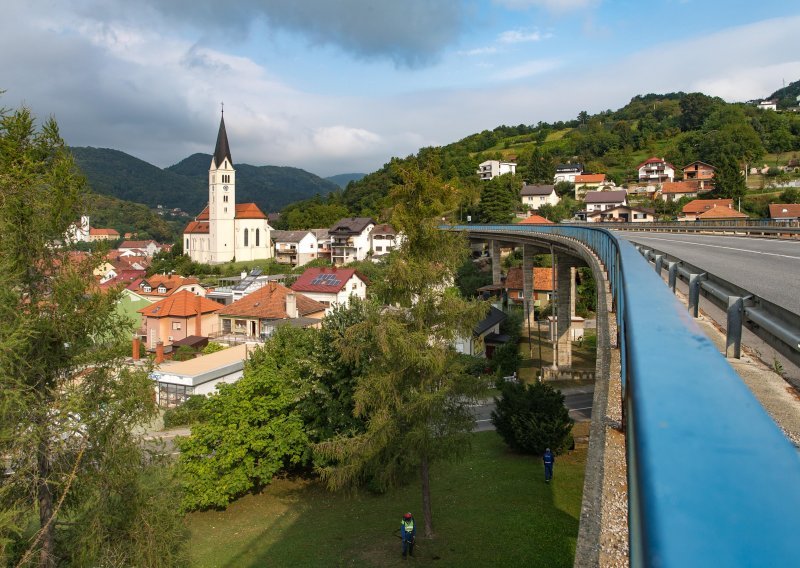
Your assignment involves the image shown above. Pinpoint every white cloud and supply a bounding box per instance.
[458,46,499,56]
[493,0,599,13]
[311,126,382,157]
[492,59,561,81]
[498,29,551,43]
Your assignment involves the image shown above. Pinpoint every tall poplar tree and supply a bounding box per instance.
[0,105,185,566]
[315,165,487,538]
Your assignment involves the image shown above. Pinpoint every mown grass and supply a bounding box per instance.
[186,431,585,567]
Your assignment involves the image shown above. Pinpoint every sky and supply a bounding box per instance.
[2,0,800,178]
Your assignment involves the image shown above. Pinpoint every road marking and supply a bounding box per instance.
[476,419,492,423]
[569,406,593,411]
[627,236,800,260]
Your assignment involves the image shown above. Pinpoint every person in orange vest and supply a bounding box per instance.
[401,512,416,558]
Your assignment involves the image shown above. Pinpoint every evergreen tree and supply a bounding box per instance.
[713,154,747,202]
[315,165,487,538]
[478,174,519,223]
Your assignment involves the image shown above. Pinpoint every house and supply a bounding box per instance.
[370,224,401,259]
[118,240,160,257]
[454,306,508,357]
[216,282,326,340]
[477,160,516,180]
[586,205,655,223]
[503,267,555,307]
[583,190,628,212]
[137,290,222,349]
[127,274,206,302]
[65,216,119,244]
[625,184,659,197]
[183,113,274,264]
[329,217,375,265]
[149,343,251,406]
[757,100,777,111]
[768,203,800,221]
[574,174,608,198]
[89,227,120,242]
[272,230,320,267]
[311,229,332,262]
[518,214,554,224]
[291,267,369,313]
[679,198,734,221]
[696,205,749,221]
[206,270,288,306]
[554,163,583,184]
[659,181,701,202]
[637,157,675,183]
[521,184,560,211]
[682,161,716,191]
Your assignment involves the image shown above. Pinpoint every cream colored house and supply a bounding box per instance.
[521,184,560,211]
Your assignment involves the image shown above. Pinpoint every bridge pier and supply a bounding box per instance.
[555,254,577,368]
[491,240,502,286]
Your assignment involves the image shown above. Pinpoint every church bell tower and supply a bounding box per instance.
[208,110,236,263]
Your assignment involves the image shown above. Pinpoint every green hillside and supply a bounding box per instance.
[768,79,800,109]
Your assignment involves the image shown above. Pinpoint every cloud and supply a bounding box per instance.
[458,46,500,57]
[498,29,551,43]
[492,59,561,81]
[493,0,599,13]
[311,126,382,157]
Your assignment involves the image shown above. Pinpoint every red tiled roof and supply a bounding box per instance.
[218,283,326,319]
[682,161,716,171]
[191,203,266,221]
[137,290,221,318]
[661,181,699,194]
[637,157,676,170]
[697,207,748,219]
[682,199,733,214]
[575,174,606,184]
[504,267,554,292]
[89,227,119,236]
[184,221,210,234]
[195,206,209,221]
[518,214,554,224]
[768,203,800,219]
[127,274,202,297]
[120,240,156,249]
[291,267,368,294]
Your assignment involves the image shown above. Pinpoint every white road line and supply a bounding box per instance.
[476,419,492,423]
[628,236,800,260]
[569,406,593,411]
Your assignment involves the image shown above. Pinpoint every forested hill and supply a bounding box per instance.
[325,173,366,188]
[278,86,800,228]
[767,78,800,109]
[70,147,340,217]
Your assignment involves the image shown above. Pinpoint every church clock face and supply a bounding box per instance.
[223,185,229,191]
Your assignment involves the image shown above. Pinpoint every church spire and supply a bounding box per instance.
[212,110,233,169]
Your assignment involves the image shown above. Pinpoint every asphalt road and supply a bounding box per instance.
[472,385,595,432]
[615,232,800,316]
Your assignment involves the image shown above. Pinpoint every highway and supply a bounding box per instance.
[615,232,800,316]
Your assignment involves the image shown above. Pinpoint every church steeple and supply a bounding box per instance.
[212,112,233,169]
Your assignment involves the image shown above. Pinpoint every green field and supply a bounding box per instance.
[186,431,586,567]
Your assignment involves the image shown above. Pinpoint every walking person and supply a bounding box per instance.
[401,512,416,558]
[543,448,554,482]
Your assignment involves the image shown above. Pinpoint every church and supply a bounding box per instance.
[183,114,274,264]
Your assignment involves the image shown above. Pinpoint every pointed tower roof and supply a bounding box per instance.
[212,113,233,169]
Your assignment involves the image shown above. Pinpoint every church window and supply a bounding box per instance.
[224,207,227,213]
[256,229,260,246]
[223,195,228,203]
[185,239,189,249]
[244,229,249,246]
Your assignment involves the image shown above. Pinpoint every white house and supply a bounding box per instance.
[118,240,160,257]
[637,157,675,183]
[583,190,628,212]
[477,160,517,181]
[272,230,320,267]
[370,224,402,259]
[553,163,583,184]
[291,267,368,313]
[586,205,655,223]
[454,306,508,357]
[329,217,375,265]
[521,184,560,211]
[757,100,777,111]
[183,112,273,264]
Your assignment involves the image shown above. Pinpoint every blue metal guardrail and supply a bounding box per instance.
[447,224,800,567]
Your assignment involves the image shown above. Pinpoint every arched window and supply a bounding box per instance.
[185,238,189,250]
[256,229,260,247]
[244,228,249,246]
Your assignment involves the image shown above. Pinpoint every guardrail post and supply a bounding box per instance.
[667,262,678,293]
[654,254,663,275]
[726,297,744,359]
[688,273,706,318]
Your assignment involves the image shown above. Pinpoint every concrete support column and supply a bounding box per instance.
[491,240,502,286]
[570,266,577,319]
[523,245,534,319]
[556,254,576,368]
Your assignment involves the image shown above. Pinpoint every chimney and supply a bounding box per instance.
[132,336,141,361]
[286,292,298,319]
[195,293,203,336]
[155,341,164,364]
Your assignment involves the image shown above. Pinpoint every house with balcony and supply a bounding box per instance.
[574,174,608,198]
[554,163,583,184]
[682,161,716,191]
[311,229,332,262]
[272,230,320,267]
[215,282,326,340]
[137,290,222,350]
[205,269,287,306]
[477,160,517,180]
[291,267,368,313]
[329,217,375,265]
[370,224,401,259]
[521,184,560,211]
[637,157,675,183]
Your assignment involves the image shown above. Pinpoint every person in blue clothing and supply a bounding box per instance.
[401,512,416,558]
[543,448,555,482]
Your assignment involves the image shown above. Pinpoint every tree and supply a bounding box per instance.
[478,174,519,222]
[315,165,487,538]
[679,92,718,131]
[779,187,800,204]
[0,105,186,566]
[522,146,554,184]
[713,154,747,201]
[491,382,574,455]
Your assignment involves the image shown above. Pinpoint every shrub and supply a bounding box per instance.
[491,381,573,455]
[162,395,209,428]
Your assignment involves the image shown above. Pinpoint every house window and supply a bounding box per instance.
[518,291,523,299]
[223,319,231,333]
[234,319,247,332]
[375,246,382,252]
[244,229,249,246]
[172,321,182,331]
[143,286,151,293]
[256,229,260,247]
[158,286,166,293]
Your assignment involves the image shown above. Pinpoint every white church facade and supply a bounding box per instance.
[183,114,273,264]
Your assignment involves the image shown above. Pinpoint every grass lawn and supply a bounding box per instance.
[516,328,597,384]
[186,431,585,567]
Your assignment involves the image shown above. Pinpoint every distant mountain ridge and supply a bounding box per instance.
[70,147,339,217]
[325,173,366,188]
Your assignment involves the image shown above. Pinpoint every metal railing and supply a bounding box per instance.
[446,224,800,567]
